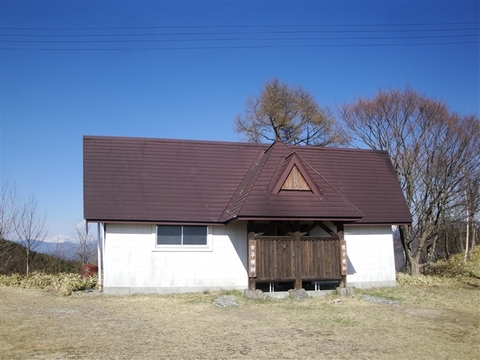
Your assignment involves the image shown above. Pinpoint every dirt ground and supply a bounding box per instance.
[0,285,478,359]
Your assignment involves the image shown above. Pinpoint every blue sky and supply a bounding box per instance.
[1,0,479,241]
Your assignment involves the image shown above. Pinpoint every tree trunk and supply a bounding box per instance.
[445,232,450,259]
[471,217,477,251]
[464,188,470,264]
[399,224,423,276]
[464,224,470,264]
[26,248,30,276]
[427,234,439,263]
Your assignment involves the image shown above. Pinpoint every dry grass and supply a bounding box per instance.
[0,272,98,296]
[1,283,479,359]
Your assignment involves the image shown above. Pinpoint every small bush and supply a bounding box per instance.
[426,246,480,279]
[397,246,480,287]
[0,273,24,286]
[0,272,98,296]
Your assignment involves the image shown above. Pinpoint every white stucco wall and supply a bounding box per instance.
[344,225,396,288]
[100,222,396,294]
[102,222,248,294]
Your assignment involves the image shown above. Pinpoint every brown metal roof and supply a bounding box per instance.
[83,136,412,225]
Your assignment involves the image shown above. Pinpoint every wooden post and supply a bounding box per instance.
[247,221,256,291]
[337,222,347,288]
[294,231,302,290]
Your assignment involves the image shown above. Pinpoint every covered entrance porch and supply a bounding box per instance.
[247,220,348,292]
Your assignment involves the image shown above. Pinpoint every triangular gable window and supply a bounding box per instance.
[281,165,311,191]
[271,152,322,195]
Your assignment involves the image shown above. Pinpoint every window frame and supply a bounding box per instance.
[154,225,212,252]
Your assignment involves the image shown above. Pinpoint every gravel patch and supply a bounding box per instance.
[363,295,401,306]
[214,295,238,307]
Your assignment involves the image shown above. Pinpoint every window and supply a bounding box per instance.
[157,225,208,246]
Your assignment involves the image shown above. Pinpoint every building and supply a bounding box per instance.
[83,136,411,294]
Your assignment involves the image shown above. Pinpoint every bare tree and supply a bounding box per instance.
[71,221,96,265]
[235,78,344,146]
[14,195,48,275]
[0,182,21,272]
[463,164,480,258]
[338,87,480,275]
[0,182,21,240]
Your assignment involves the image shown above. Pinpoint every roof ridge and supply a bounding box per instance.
[84,135,269,148]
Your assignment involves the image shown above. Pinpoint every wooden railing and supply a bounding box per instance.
[249,231,342,289]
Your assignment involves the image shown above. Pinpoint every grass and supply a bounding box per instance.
[0,249,479,359]
[1,285,478,359]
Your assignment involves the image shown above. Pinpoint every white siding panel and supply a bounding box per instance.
[345,225,396,288]
[103,222,248,294]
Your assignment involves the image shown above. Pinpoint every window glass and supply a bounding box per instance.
[183,226,207,245]
[157,225,207,246]
[157,226,181,245]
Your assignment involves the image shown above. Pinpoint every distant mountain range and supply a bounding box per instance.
[10,239,96,261]
[33,241,81,260]
[0,238,83,275]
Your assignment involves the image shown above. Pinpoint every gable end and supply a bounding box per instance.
[271,152,322,195]
[281,165,311,191]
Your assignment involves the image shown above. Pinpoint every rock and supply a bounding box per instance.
[214,295,238,307]
[288,289,309,299]
[244,289,267,300]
